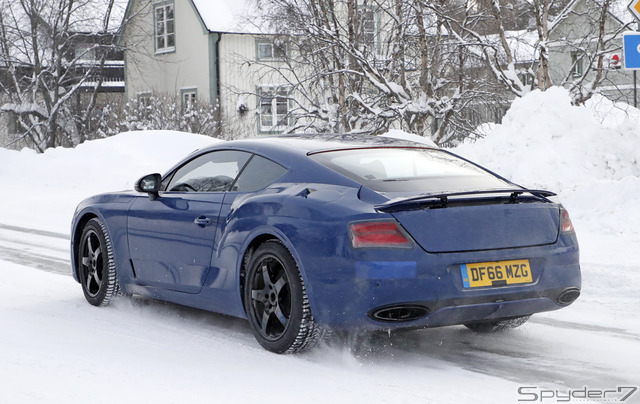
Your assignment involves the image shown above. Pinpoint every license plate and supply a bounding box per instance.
[460,259,532,288]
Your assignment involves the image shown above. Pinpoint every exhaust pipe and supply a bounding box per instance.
[370,305,430,323]
[557,287,580,306]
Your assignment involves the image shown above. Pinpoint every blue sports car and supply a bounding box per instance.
[71,134,580,354]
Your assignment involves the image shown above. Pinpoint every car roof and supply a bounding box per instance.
[201,133,438,156]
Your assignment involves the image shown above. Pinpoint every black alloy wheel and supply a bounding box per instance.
[77,218,119,306]
[244,240,320,354]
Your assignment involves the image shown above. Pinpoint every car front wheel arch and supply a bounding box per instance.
[76,217,120,306]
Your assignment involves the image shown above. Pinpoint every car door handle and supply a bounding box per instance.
[194,216,212,227]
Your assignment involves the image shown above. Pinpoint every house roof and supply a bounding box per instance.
[550,0,635,32]
[2,0,128,34]
[67,0,129,33]
[191,0,267,34]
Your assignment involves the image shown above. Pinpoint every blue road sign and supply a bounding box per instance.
[623,32,640,69]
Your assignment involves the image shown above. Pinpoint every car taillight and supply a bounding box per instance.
[560,208,574,233]
[350,220,413,248]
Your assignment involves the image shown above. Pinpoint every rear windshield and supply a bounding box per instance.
[309,148,512,193]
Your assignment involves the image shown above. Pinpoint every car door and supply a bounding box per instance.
[127,150,252,293]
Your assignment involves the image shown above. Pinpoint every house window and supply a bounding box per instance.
[362,7,379,53]
[518,72,534,86]
[6,111,19,137]
[137,91,153,106]
[155,3,175,53]
[257,40,287,60]
[75,43,96,61]
[181,88,197,110]
[570,51,583,77]
[258,86,292,133]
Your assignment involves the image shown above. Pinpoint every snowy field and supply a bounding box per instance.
[1,87,639,403]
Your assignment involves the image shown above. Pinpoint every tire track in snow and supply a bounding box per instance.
[0,223,70,275]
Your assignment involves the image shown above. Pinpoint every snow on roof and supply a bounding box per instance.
[1,0,128,34]
[551,0,635,31]
[504,30,538,62]
[479,29,539,63]
[608,0,637,25]
[68,0,129,33]
[191,0,267,34]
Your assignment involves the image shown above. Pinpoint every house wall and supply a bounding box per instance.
[218,33,303,139]
[548,0,636,105]
[124,0,213,104]
[217,33,258,138]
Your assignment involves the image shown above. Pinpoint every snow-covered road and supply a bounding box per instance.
[1,222,639,404]
[0,224,69,275]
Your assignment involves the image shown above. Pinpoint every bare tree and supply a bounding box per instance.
[532,0,553,90]
[246,0,516,145]
[549,0,632,105]
[243,0,624,143]
[0,0,126,152]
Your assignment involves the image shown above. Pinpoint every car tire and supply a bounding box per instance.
[77,218,119,306]
[244,240,321,354]
[464,315,531,333]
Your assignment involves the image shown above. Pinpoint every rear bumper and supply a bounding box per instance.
[367,286,579,329]
[313,283,580,331]
[304,240,580,330]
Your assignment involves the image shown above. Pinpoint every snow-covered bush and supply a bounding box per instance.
[95,95,220,139]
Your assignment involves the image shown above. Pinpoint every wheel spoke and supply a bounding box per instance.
[251,289,265,302]
[260,263,272,288]
[92,269,102,285]
[85,272,94,292]
[92,243,101,262]
[273,274,287,294]
[273,305,288,327]
[81,256,91,267]
[86,235,96,258]
[260,310,271,335]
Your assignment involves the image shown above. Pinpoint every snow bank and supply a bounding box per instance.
[0,130,218,232]
[452,87,640,237]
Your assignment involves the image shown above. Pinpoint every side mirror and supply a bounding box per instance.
[135,173,162,201]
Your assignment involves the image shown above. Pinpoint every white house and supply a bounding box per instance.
[547,0,637,106]
[122,0,303,138]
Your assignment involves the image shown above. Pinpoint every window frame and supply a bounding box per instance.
[570,51,584,77]
[180,87,197,111]
[257,85,293,134]
[256,39,288,61]
[136,91,153,107]
[231,154,288,192]
[163,150,252,193]
[309,147,513,194]
[154,2,176,54]
[161,150,287,194]
[361,6,380,55]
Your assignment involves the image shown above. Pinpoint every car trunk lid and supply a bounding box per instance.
[388,201,560,253]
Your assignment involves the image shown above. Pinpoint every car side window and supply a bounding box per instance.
[232,155,287,192]
[166,150,251,192]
